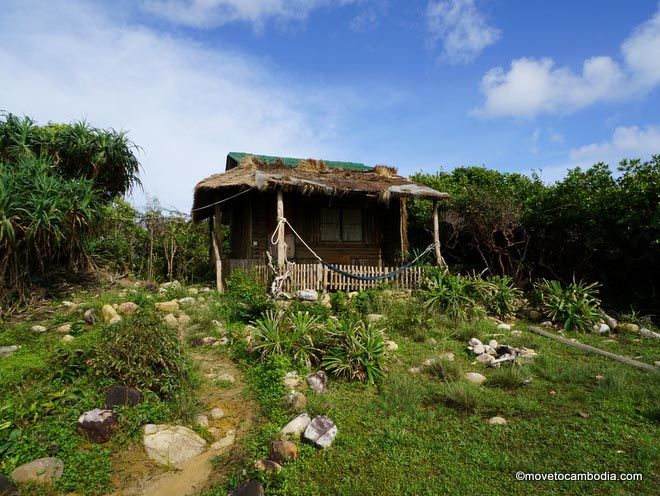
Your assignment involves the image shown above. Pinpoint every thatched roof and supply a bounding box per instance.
[192,153,449,222]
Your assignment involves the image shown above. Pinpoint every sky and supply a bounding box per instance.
[2,0,660,211]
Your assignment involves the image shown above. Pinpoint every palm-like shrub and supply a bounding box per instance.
[423,271,479,321]
[535,279,601,332]
[469,275,523,318]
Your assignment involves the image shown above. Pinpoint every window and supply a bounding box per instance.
[320,207,362,242]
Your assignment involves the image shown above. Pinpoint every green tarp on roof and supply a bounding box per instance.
[227,151,372,172]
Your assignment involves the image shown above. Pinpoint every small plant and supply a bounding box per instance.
[475,275,523,318]
[487,365,530,389]
[422,271,480,322]
[437,382,482,412]
[535,279,601,332]
[225,269,273,322]
[427,358,462,382]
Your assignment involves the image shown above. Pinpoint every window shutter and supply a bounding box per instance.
[320,208,341,241]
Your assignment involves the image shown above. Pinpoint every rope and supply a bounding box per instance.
[191,187,254,212]
[271,217,434,282]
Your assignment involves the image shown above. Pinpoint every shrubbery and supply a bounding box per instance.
[534,279,601,332]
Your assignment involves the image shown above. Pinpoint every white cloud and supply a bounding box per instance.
[426,0,500,64]
[476,7,660,117]
[569,125,660,164]
[0,0,362,211]
[141,0,357,28]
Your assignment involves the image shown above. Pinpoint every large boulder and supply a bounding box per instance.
[279,413,312,440]
[104,385,141,408]
[306,371,328,394]
[303,415,337,449]
[77,409,119,444]
[269,440,298,464]
[11,457,64,484]
[155,300,180,313]
[143,424,206,467]
[117,302,139,315]
[295,289,318,302]
[101,304,121,323]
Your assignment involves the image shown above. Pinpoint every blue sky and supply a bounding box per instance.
[2,0,659,210]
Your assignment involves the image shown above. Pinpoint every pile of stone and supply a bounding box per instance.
[467,337,537,367]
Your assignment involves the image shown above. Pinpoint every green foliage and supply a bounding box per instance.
[329,291,349,314]
[225,269,273,322]
[422,270,481,322]
[471,275,523,318]
[89,313,194,398]
[487,365,530,389]
[535,279,601,332]
[427,358,463,382]
[436,382,482,412]
[384,299,434,342]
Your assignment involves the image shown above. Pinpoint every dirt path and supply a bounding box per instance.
[111,351,256,496]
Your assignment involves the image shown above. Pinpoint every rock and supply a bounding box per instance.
[476,353,495,365]
[177,297,195,305]
[61,301,80,313]
[640,328,660,339]
[191,336,218,347]
[163,313,179,328]
[366,313,385,324]
[303,415,337,449]
[188,287,199,295]
[541,321,553,328]
[408,366,422,374]
[280,413,312,440]
[468,338,482,347]
[283,371,301,389]
[307,371,328,394]
[61,335,75,343]
[269,440,298,464]
[295,289,318,301]
[595,374,604,380]
[427,337,438,346]
[211,429,236,450]
[210,407,224,419]
[594,323,610,334]
[578,411,590,418]
[283,391,306,411]
[619,323,640,333]
[231,479,264,496]
[216,337,229,346]
[117,302,139,315]
[488,416,507,425]
[602,314,618,330]
[255,459,282,474]
[101,304,120,323]
[422,358,436,367]
[654,361,660,368]
[32,324,48,333]
[11,457,64,484]
[484,345,497,356]
[0,474,19,495]
[385,340,398,351]
[488,339,498,349]
[438,352,455,361]
[105,385,141,408]
[511,330,523,337]
[0,345,19,357]
[218,373,236,383]
[56,323,72,333]
[77,408,119,443]
[463,372,487,385]
[109,316,122,325]
[155,300,179,313]
[159,280,181,291]
[177,313,192,327]
[143,424,206,467]
[195,414,209,427]
[472,344,485,355]
[497,323,511,331]
[199,286,212,293]
[83,309,97,324]
[528,310,542,322]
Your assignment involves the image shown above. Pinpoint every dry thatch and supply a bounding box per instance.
[192,155,448,222]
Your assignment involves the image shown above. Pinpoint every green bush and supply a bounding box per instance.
[225,269,273,322]
[472,275,523,318]
[422,271,482,322]
[487,365,530,389]
[535,279,601,332]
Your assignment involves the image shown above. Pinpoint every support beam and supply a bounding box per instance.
[276,189,286,272]
[433,201,446,267]
[212,205,224,292]
[399,197,409,260]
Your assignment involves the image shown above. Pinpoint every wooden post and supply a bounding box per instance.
[212,205,224,292]
[276,189,286,273]
[399,197,409,260]
[432,201,446,267]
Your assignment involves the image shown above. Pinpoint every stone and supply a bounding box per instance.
[438,352,455,361]
[307,371,328,394]
[427,337,438,346]
[56,323,72,333]
[283,391,306,411]
[211,429,236,450]
[61,335,75,343]
[195,415,209,427]
[511,330,523,337]
[0,345,19,357]
[109,316,122,325]
[104,385,141,408]
[77,408,119,443]
[295,289,318,301]
[497,323,511,331]
[488,339,498,349]
[283,371,301,389]
[191,336,218,347]
[61,301,80,312]
[163,313,179,328]
[654,361,660,368]
[595,375,604,380]
[594,323,610,334]
[488,416,508,425]
[602,314,618,330]
[117,302,139,315]
[366,313,385,324]
[463,372,487,385]
[303,415,337,449]
[640,328,660,339]
[188,287,199,295]
[619,323,640,333]
[101,304,120,323]
[408,366,422,374]
[143,424,206,467]
[177,313,192,327]
[528,310,542,322]
[385,340,398,351]
[578,411,590,418]
[541,321,553,328]
[218,373,236,383]
[255,459,282,474]
[472,344,485,355]
[476,353,495,365]
[210,407,224,419]
[200,287,212,293]
[32,324,48,333]
[11,457,64,484]
[231,479,264,496]
[177,297,195,305]
[83,308,97,324]
[269,440,298,464]
[159,280,181,291]
[422,358,436,367]
[279,413,312,440]
[484,345,497,356]
[468,338,482,347]
[0,474,19,495]
[155,300,179,313]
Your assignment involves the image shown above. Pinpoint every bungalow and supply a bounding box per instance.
[192,152,448,292]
